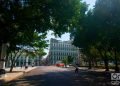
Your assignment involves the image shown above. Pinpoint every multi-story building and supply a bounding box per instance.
[47,38,80,65]
[6,56,42,68]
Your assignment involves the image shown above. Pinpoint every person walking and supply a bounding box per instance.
[75,67,79,73]
[74,64,79,73]
[21,64,23,68]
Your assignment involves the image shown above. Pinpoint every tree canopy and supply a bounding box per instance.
[0,0,83,45]
[0,0,87,70]
[71,0,120,72]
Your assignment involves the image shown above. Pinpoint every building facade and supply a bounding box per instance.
[47,38,80,65]
[6,55,42,68]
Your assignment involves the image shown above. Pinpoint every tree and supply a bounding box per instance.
[94,0,120,72]
[67,56,74,64]
[6,32,47,72]
[0,0,83,43]
[9,49,24,72]
[71,0,120,72]
[62,58,67,67]
[0,0,85,69]
[71,10,97,69]
[62,56,74,67]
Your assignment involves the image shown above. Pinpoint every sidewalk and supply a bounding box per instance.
[67,66,114,72]
[0,66,37,82]
[87,68,114,72]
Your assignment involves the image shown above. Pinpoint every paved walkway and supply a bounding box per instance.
[0,66,36,85]
[7,66,112,86]
[68,66,114,72]
[8,66,74,86]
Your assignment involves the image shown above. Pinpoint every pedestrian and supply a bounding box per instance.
[75,67,79,73]
[32,63,34,67]
[21,64,22,68]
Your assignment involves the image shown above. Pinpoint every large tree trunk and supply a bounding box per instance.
[114,49,119,72]
[0,43,7,69]
[94,59,98,67]
[9,52,16,72]
[9,62,15,72]
[104,50,109,71]
[5,50,10,68]
[9,50,23,72]
[98,49,109,71]
[88,57,92,69]
[25,56,29,69]
[99,49,109,71]
[103,58,109,71]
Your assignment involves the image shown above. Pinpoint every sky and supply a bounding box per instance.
[83,0,96,9]
[43,0,96,58]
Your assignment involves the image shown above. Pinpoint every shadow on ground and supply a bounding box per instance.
[3,68,113,86]
[75,69,112,86]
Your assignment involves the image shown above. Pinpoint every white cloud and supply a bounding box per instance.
[83,0,96,9]
[45,30,70,41]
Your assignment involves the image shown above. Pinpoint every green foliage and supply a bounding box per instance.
[62,58,67,65]
[71,0,120,71]
[0,0,87,70]
[0,0,83,45]
[62,56,74,65]
[67,56,74,64]
[0,0,85,63]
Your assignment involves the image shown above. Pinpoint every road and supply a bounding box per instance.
[7,66,111,86]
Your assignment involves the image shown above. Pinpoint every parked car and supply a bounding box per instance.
[56,63,65,67]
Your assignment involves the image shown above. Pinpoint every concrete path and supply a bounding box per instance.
[8,66,75,86]
[0,66,36,85]
[7,66,112,86]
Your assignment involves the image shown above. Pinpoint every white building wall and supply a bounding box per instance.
[48,38,80,65]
